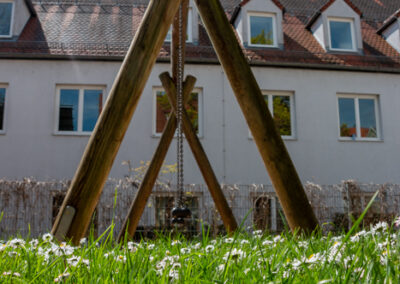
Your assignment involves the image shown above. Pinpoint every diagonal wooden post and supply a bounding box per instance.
[194,0,318,233]
[117,76,196,242]
[160,72,238,233]
[52,0,182,244]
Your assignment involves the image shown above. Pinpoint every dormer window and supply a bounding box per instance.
[0,1,14,38]
[248,12,277,47]
[230,0,284,49]
[328,18,356,51]
[306,0,362,53]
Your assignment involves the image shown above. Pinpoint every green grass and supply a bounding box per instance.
[0,220,400,283]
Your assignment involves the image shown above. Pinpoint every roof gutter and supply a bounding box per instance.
[1,52,400,74]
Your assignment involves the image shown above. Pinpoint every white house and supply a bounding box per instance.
[0,0,399,185]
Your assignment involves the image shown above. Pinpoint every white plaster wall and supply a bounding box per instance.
[311,16,326,50]
[0,60,399,185]
[383,20,400,53]
[234,0,284,48]
[12,0,31,37]
[322,0,363,52]
[189,0,199,44]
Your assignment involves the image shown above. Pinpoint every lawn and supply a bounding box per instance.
[0,218,400,283]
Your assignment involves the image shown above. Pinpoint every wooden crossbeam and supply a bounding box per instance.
[194,0,318,233]
[117,76,196,242]
[159,72,238,233]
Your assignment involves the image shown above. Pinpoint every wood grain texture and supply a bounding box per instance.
[117,76,197,242]
[194,0,318,233]
[160,72,238,233]
[52,0,182,244]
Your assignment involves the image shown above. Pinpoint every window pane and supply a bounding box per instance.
[359,99,377,138]
[186,92,199,133]
[0,88,5,130]
[273,96,291,136]
[59,89,79,131]
[83,89,103,132]
[155,196,174,228]
[338,98,356,137]
[155,91,199,134]
[165,27,172,42]
[330,20,353,50]
[0,3,12,36]
[250,16,274,45]
[155,91,171,133]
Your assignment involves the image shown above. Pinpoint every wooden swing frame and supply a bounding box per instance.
[52,0,318,245]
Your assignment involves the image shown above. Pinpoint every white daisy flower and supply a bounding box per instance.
[54,272,70,282]
[42,233,53,242]
[171,240,181,246]
[180,247,191,254]
[224,238,234,244]
[205,245,215,253]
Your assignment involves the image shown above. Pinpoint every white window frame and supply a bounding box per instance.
[249,91,295,140]
[336,94,381,141]
[0,1,14,38]
[247,12,278,48]
[327,17,357,52]
[152,86,203,138]
[0,84,8,134]
[165,7,193,43]
[54,85,105,136]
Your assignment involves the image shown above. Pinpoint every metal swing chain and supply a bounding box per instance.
[176,3,184,208]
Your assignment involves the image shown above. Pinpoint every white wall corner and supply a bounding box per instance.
[189,0,199,45]
[310,16,326,50]
[12,0,32,39]
[382,20,400,53]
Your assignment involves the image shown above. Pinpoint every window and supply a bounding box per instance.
[0,1,13,37]
[337,95,380,140]
[165,8,193,43]
[56,86,104,134]
[0,86,5,132]
[261,92,294,138]
[154,87,201,136]
[328,18,356,51]
[248,12,277,47]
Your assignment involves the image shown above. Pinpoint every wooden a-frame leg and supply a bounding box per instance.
[51,0,182,245]
[117,76,197,242]
[160,72,238,233]
[194,0,318,234]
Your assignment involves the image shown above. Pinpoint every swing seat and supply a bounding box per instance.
[172,207,191,219]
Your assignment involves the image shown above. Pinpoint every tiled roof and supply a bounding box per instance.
[1,0,399,71]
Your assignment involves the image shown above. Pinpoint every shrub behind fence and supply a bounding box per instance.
[0,179,399,239]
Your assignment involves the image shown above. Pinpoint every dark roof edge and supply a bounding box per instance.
[377,8,400,35]
[1,53,399,74]
[24,0,37,17]
[230,5,241,25]
[305,11,321,30]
